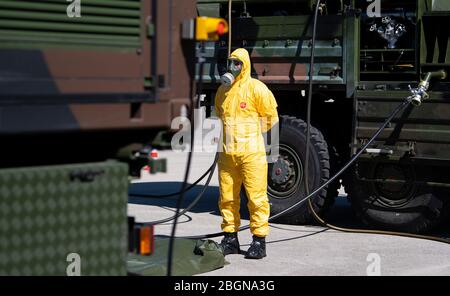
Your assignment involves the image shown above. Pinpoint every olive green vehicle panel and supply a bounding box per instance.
[0,0,141,50]
[343,9,359,98]
[197,0,355,90]
[355,90,450,161]
[0,0,197,135]
[0,161,129,275]
[355,0,450,163]
[0,0,149,96]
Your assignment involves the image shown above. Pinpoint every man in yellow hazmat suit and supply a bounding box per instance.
[215,48,279,259]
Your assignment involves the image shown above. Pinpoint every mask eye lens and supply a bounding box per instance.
[232,61,242,68]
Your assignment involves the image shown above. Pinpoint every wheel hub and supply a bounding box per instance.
[268,144,303,199]
[271,158,291,184]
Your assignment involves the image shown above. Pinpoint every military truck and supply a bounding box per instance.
[0,0,206,275]
[196,0,450,233]
[0,0,197,170]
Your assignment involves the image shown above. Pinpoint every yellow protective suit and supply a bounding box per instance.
[215,48,279,237]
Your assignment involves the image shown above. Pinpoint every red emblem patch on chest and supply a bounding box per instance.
[240,102,247,109]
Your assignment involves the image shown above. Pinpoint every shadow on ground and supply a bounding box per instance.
[129,181,251,219]
[129,181,450,240]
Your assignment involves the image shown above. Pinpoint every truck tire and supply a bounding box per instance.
[268,116,334,224]
[347,163,450,233]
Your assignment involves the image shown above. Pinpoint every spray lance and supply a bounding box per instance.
[408,70,447,106]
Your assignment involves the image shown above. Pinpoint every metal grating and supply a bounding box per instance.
[0,0,142,50]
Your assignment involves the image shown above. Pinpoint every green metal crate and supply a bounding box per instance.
[0,160,129,276]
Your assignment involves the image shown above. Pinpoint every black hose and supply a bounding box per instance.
[302,1,450,246]
[180,97,412,240]
[166,42,207,276]
[142,153,218,225]
[304,0,321,221]
[129,161,214,198]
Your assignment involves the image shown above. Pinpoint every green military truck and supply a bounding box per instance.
[0,0,201,275]
[1,0,449,276]
[196,0,450,233]
[0,0,197,169]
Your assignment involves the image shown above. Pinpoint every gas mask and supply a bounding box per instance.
[220,58,243,86]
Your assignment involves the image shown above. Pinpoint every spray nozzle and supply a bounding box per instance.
[408,70,446,106]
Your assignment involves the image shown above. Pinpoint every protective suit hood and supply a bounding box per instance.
[228,48,251,85]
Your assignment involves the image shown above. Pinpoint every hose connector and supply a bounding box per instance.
[408,70,446,106]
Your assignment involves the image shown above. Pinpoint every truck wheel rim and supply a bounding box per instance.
[370,163,416,208]
[268,144,303,199]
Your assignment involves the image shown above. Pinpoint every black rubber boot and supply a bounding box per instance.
[219,232,240,256]
[245,236,266,259]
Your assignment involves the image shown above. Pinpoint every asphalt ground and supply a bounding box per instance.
[128,149,450,276]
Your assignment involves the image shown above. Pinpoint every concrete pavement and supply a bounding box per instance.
[128,150,450,276]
